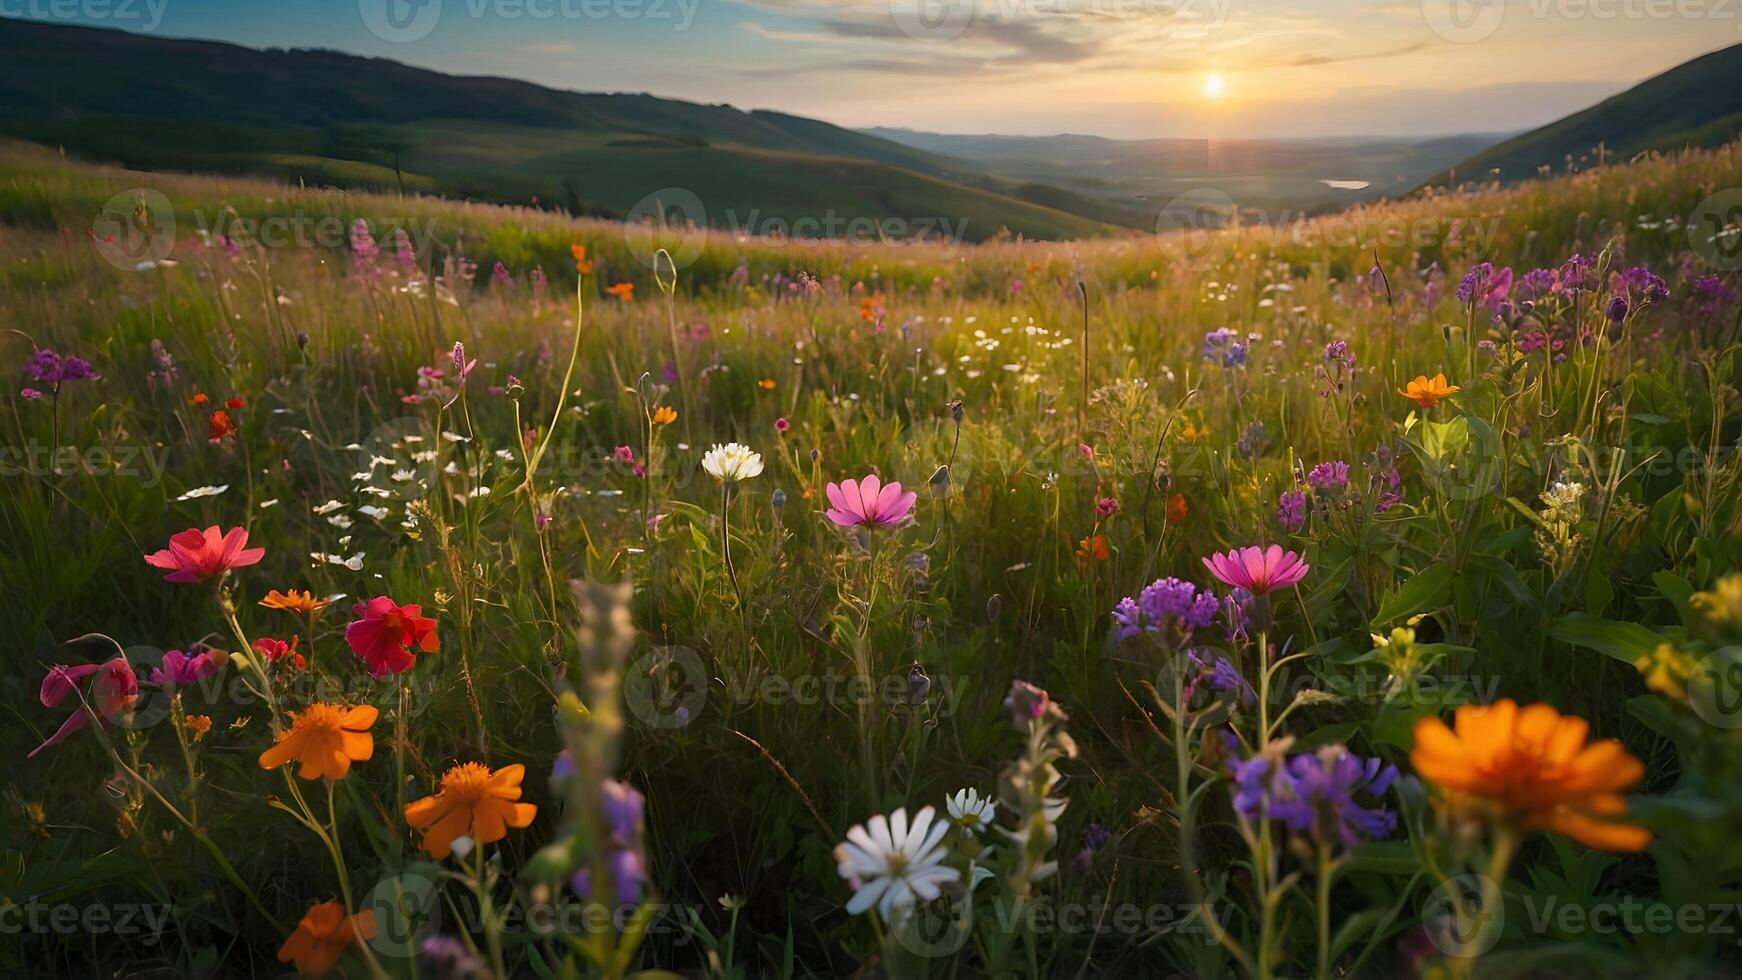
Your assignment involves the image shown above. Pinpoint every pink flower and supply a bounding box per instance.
[345,597,439,677]
[824,474,917,529]
[30,658,137,758]
[143,526,266,583]
[1201,545,1311,596]
[1096,496,1119,520]
[149,649,220,688]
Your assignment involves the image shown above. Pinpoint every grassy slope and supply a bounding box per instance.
[1436,41,1742,183]
[0,19,1113,241]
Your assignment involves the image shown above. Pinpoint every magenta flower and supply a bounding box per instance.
[824,474,917,529]
[30,658,138,758]
[1201,545,1311,596]
[144,526,266,583]
[149,649,221,688]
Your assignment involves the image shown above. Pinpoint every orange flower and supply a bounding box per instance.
[606,282,635,302]
[258,704,378,781]
[207,410,237,442]
[1074,534,1109,571]
[651,405,677,425]
[1180,422,1208,443]
[185,714,212,742]
[405,762,538,859]
[1411,699,1651,852]
[190,392,209,405]
[570,243,594,275]
[277,900,375,977]
[758,378,776,390]
[1166,492,1189,525]
[261,589,332,616]
[1397,373,1461,409]
[859,293,884,321]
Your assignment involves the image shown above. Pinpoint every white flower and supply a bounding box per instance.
[834,806,960,919]
[702,442,764,483]
[945,789,996,834]
[175,485,228,501]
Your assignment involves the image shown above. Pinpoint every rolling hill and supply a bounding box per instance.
[1434,41,1742,184]
[0,18,1115,241]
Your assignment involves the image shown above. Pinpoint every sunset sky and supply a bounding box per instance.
[15,0,1736,138]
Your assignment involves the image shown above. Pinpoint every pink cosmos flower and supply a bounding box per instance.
[345,597,439,677]
[1201,545,1311,596]
[143,526,265,583]
[824,474,917,529]
[30,658,138,758]
[149,649,221,688]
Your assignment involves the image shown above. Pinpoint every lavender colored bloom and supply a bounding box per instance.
[350,219,380,282]
[1202,327,1246,368]
[1277,490,1306,533]
[1082,823,1111,851]
[1113,577,1221,640]
[570,779,650,906]
[1232,746,1398,851]
[1322,340,1353,366]
[1520,267,1557,296]
[1222,587,1252,642]
[1306,461,1349,495]
[150,649,219,688]
[1236,420,1267,459]
[1606,294,1628,323]
[419,936,483,979]
[1455,262,1492,304]
[23,348,96,385]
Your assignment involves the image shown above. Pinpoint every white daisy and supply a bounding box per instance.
[834,806,960,919]
[945,789,996,834]
[702,442,764,483]
[175,485,228,501]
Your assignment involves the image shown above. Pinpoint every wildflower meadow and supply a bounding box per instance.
[3,135,1742,979]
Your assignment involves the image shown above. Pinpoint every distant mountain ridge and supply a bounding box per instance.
[1434,42,1742,184]
[0,18,1115,241]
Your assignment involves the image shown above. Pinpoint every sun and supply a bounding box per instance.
[1203,73,1227,99]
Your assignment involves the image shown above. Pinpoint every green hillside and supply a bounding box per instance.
[0,18,1113,241]
[1435,41,1742,183]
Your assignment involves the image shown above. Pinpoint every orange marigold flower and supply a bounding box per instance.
[207,409,237,442]
[185,714,212,741]
[606,282,635,302]
[1166,492,1189,525]
[261,589,332,615]
[651,405,677,425]
[570,243,594,275]
[258,704,378,781]
[277,900,375,977]
[405,762,538,859]
[1411,699,1651,852]
[1397,373,1461,409]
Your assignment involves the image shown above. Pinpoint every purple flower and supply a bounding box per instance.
[1003,680,1052,725]
[23,348,96,386]
[570,779,649,905]
[419,936,484,979]
[1232,746,1398,851]
[1096,496,1119,520]
[149,649,220,688]
[1237,421,1267,459]
[350,219,380,282]
[492,261,512,287]
[1082,823,1111,851]
[1113,577,1221,640]
[1322,340,1353,366]
[1277,490,1306,533]
[1606,295,1628,323]
[1520,267,1556,296]
[1306,461,1349,496]
[1202,328,1246,368]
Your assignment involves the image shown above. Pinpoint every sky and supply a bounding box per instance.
[8,0,1736,138]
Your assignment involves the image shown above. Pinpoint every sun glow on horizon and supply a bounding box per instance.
[1202,73,1228,99]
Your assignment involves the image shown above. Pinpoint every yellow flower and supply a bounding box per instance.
[1411,699,1650,852]
[258,704,377,781]
[651,405,677,425]
[1397,373,1461,409]
[404,762,538,859]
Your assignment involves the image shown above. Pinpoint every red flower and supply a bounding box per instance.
[225,397,245,410]
[254,635,306,671]
[144,526,266,583]
[208,410,237,442]
[345,597,439,677]
[30,658,138,758]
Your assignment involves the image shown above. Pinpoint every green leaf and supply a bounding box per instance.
[1369,563,1453,630]
[1547,612,1663,664]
